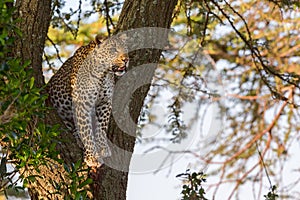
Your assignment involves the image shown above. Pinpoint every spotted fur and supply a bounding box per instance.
[47,35,128,167]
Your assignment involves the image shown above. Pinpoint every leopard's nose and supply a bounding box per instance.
[122,57,129,63]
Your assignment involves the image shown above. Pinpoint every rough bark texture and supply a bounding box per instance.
[12,0,52,88]
[92,0,179,199]
[10,0,178,199]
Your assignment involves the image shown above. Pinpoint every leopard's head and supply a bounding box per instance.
[100,34,129,77]
[112,52,129,76]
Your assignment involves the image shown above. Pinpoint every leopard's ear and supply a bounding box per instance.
[95,34,107,45]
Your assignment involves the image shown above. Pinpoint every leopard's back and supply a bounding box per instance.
[46,39,99,129]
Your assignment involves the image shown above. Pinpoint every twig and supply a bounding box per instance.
[211,0,300,97]
[224,88,290,164]
[46,35,63,64]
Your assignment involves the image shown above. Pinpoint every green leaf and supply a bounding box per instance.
[23,179,28,188]
[26,175,37,182]
[29,77,35,89]
[63,163,70,173]
[78,178,93,188]
[65,13,70,20]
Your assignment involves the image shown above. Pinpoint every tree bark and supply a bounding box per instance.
[12,0,52,88]
[92,0,178,199]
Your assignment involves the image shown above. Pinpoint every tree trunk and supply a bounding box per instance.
[92,0,178,199]
[12,0,52,88]
[10,0,178,199]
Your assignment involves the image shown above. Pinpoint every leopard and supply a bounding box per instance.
[47,34,128,167]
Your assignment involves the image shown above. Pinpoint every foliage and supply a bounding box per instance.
[177,170,208,200]
[0,0,16,59]
[177,170,279,200]
[51,0,122,37]
[264,185,279,200]
[0,2,57,193]
[167,0,300,198]
[44,0,122,79]
[60,161,93,199]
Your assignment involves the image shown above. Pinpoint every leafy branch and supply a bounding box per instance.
[177,170,208,200]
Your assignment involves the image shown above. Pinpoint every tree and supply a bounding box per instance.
[171,1,300,199]
[149,1,299,199]
[1,0,300,199]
